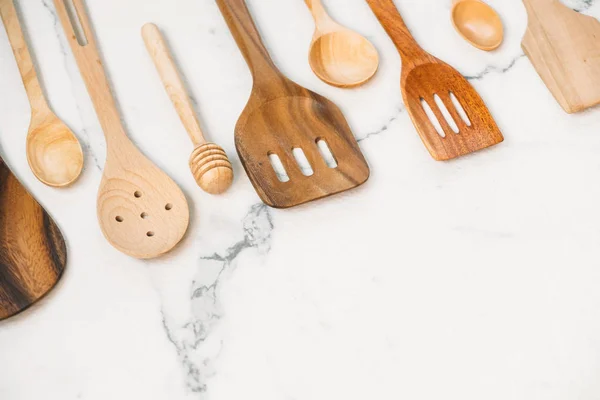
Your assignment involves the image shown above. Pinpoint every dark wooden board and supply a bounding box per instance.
[0,156,66,321]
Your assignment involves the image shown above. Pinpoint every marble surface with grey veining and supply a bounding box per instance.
[1,1,600,399]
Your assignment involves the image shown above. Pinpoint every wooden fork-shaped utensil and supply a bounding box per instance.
[367,0,504,160]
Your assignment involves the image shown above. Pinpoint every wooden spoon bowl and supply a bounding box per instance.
[305,0,379,88]
[309,30,379,88]
[451,0,503,51]
[97,146,189,258]
[26,113,83,187]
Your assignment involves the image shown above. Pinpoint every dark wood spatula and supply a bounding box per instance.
[367,0,503,161]
[216,0,369,208]
[0,155,66,321]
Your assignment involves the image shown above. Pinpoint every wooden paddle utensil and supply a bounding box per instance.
[142,23,233,195]
[54,0,189,259]
[367,0,503,161]
[522,0,600,113]
[0,155,67,320]
[0,0,83,187]
[216,0,369,208]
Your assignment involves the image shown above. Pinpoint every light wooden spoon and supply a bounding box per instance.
[304,0,378,88]
[451,0,503,51]
[0,0,83,187]
[54,0,189,259]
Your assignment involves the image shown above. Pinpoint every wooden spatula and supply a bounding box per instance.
[216,0,369,208]
[522,0,600,113]
[0,155,66,320]
[54,0,189,259]
[367,0,504,161]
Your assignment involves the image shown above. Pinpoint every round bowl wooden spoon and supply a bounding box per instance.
[304,0,379,88]
[451,0,503,51]
[0,0,83,187]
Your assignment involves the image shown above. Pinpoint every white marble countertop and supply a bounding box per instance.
[1,0,600,399]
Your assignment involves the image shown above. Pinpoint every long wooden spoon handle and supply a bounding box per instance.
[215,0,283,84]
[0,0,49,113]
[53,0,126,144]
[304,0,336,29]
[142,23,206,146]
[365,0,425,60]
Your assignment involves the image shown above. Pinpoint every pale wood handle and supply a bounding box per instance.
[53,0,126,146]
[0,0,49,113]
[142,23,206,146]
[304,0,335,29]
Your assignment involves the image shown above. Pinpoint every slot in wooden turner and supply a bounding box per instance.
[521,0,600,113]
[0,155,66,320]
[54,0,189,259]
[367,0,503,161]
[216,0,369,208]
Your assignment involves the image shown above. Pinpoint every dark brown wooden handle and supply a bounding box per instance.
[215,0,283,85]
[366,0,425,60]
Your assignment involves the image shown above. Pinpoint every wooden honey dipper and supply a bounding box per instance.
[142,23,233,194]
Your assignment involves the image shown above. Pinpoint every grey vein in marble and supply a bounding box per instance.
[464,54,526,81]
[161,204,274,394]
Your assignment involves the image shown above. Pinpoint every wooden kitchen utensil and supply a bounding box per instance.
[142,23,233,195]
[367,0,503,161]
[0,155,67,321]
[216,0,369,208]
[522,0,600,113]
[54,0,189,259]
[0,0,83,187]
[304,0,379,87]
[451,0,503,51]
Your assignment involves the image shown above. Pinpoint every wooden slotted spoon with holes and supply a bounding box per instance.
[367,0,504,161]
[53,0,189,259]
[216,0,369,208]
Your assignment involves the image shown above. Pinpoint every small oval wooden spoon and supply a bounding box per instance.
[0,0,83,187]
[451,0,503,51]
[304,0,379,88]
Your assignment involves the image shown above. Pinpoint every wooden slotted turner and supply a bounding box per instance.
[0,155,66,320]
[54,0,189,259]
[216,0,369,208]
[367,0,504,161]
[522,0,600,113]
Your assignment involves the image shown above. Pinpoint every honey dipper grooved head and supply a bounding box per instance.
[189,143,234,195]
